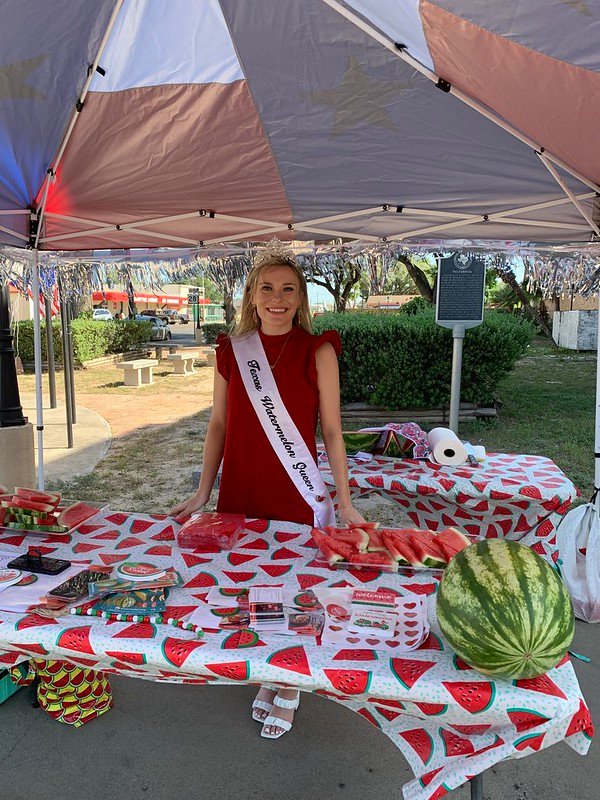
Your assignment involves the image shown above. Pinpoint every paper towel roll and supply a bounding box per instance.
[428,427,467,466]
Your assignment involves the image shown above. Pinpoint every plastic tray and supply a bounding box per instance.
[176,512,246,551]
[312,525,478,574]
[0,500,103,536]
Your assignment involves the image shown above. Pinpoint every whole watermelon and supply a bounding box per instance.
[436,539,574,680]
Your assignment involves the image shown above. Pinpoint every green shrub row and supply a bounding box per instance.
[312,309,534,408]
[14,319,153,365]
[201,321,231,343]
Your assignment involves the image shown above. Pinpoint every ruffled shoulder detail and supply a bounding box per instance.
[312,329,342,357]
[215,333,233,380]
[308,329,342,388]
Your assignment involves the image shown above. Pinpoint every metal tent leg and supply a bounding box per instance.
[470,773,484,800]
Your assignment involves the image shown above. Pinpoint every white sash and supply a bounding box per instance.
[231,331,335,528]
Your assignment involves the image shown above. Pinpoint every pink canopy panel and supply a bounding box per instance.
[0,0,599,251]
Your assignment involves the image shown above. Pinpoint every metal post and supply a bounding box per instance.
[0,281,27,427]
[67,299,76,424]
[469,773,484,800]
[449,325,466,434]
[58,276,73,449]
[44,293,57,409]
[31,251,45,489]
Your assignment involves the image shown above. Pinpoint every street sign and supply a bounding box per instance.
[187,292,199,304]
[435,253,486,434]
[436,253,485,329]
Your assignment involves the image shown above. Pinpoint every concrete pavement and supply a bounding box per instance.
[20,394,112,485]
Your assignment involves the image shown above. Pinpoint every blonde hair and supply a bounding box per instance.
[232,241,312,336]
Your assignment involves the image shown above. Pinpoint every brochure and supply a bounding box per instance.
[93,587,168,615]
[89,568,182,598]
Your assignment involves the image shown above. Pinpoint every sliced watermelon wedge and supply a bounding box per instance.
[56,501,101,530]
[327,527,369,552]
[436,527,471,551]
[15,486,61,506]
[409,530,446,568]
[6,496,56,514]
[366,528,386,552]
[318,541,344,566]
[349,551,397,571]
[382,531,422,567]
[326,537,356,562]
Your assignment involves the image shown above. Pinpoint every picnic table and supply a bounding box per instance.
[319,452,578,557]
[0,510,592,800]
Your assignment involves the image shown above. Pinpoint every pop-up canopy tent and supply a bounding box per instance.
[0,0,599,250]
[1,0,600,490]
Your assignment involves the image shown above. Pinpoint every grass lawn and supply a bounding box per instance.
[461,340,596,500]
[20,338,597,511]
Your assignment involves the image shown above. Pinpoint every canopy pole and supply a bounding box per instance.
[536,152,600,236]
[31,247,45,489]
[44,293,57,409]
[449,326,466,434]
[57,274,74,450]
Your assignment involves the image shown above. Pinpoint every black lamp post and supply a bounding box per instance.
[0,281,27,427]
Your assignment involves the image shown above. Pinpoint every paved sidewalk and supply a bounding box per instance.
[21,393,112,484]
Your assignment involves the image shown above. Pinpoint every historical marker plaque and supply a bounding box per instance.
[436,253,485,330]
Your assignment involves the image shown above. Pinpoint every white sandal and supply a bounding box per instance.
[261,691,300,739]
[251,689,276,722]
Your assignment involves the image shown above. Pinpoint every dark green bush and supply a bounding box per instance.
[13,320,63,364]
[15,319,152,365]
[313,310,534,408]
[202,321,231,344]
[111,320,153,353]
[71,318,115,362]
[396,296,433,315]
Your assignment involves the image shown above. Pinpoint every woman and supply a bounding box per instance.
[170,243,365,738]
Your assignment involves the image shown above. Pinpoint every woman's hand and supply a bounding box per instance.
[167,493,209,519]
[337,503,367,527]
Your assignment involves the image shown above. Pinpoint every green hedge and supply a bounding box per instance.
[312,309,534,408]
[202,321,231,344]
[14,319,153,365]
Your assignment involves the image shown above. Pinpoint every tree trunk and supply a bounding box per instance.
[397,256,434,302]
[222,293,236,325]
[499,269,556,342]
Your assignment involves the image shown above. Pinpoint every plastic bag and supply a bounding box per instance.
[556,497,600,623]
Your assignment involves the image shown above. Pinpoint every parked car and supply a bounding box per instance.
[92,308,113,321]
[155,308,179,324]
[178,312,190,324]
[134,314,172,341]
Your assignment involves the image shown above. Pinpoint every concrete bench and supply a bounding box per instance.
[206,349,216,367]
[115,358,159,387]
[167,351,199,375]
[149,343,179,359]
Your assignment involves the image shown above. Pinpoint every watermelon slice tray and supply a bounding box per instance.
[311,525,479,573]
[0,500,104,536]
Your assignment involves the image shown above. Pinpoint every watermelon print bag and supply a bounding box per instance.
[343,423,430,459]
[556,496,600,623]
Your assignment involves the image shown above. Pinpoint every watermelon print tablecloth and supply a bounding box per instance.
[320,452,578,554]
[0,510,592,800]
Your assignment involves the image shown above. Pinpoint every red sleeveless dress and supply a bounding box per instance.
[215,326,341,525]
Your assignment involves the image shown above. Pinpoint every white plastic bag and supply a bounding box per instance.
[556,497,600,622]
